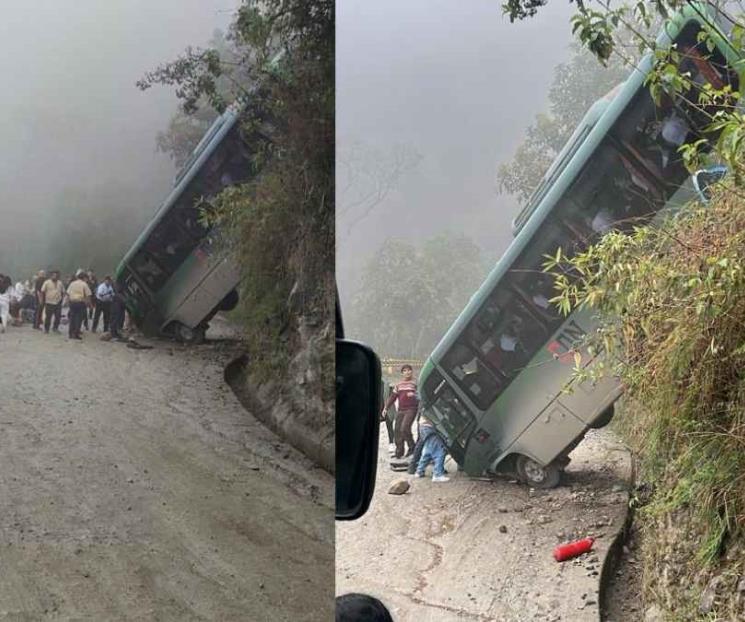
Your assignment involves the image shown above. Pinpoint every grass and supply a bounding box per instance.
[563,188,745,618]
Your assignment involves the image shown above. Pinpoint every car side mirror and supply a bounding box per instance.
[692,165,727,204]
[336,339,382,520]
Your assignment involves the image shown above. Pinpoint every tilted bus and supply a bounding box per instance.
[417,6,744,487]
[115,102,255,343]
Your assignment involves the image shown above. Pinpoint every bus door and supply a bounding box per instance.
[191,234,240,307]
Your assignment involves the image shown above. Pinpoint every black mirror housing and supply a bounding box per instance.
[335,339,382,520]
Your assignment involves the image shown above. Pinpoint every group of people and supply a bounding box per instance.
[0,269,128,341]
[382,364,450,482]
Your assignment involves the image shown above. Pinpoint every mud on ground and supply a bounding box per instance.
[0,321,333,621]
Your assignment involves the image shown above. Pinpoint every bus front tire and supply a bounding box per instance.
[219,289,239,312]
[174,323,205,345]
[516,455,561,489]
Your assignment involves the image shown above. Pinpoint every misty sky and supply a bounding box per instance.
[337,0,581,310]
[0,0,239,276]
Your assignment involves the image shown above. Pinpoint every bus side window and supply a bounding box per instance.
[468,293,547,381]
[441,342,502,411]
[560,142,659,241]
[510,220,566,330]
[131,250,168,291]
[146,216,197,272]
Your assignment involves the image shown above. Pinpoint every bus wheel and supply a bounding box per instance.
[516,455,561,489]
[174,323,205,345]
[589,404,615,429]
[219,289,239,312]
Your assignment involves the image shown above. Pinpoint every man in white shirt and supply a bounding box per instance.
[92,275,115,333]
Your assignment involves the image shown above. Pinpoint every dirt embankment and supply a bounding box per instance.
[226,315,334,473]
[0,322,333,621]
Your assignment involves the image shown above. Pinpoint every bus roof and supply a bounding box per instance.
[115,101,244,279]
[428,4,742,366]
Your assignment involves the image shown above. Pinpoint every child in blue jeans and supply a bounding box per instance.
[415,418,449,482]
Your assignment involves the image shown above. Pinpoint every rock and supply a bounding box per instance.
[644,604,663,621]
[612,484,625,492]
[499,525,508,534]
[99,332,112,341]
[388,479,410,495]
[699,576,722,614]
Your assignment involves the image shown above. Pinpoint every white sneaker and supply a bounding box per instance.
[432,475,450,483]
[388,443,396,455]
[414,473,425,478]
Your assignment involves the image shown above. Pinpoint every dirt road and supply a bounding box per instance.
[337,428,631,622]
[0,323,333,621]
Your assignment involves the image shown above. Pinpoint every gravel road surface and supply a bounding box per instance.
[337,427,631,622]
[0,324,333,621]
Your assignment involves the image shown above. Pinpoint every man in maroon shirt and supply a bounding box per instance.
[382,364,419,459]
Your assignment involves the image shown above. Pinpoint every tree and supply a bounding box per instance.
[497,46,628,202]
[348,233,489,359]
[337,141,421,235]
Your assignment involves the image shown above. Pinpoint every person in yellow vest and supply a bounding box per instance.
[66,271,92,340]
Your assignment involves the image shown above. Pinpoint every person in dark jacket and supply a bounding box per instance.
[109,283,127,341]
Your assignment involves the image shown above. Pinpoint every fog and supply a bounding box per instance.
[0,0,239,280]
[337,0,578,312]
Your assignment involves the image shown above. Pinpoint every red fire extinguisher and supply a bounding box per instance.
[553,537,595,562]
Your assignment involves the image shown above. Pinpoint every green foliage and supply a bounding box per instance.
[347,234,489,359]
[497,46,627,202]
[550,187,745,615]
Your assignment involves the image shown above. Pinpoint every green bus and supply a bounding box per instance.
[418,5,744,487]
[115,102,255,343]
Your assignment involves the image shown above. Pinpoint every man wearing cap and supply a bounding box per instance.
[66,271,92,340]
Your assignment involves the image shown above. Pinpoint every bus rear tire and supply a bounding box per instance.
[219,289,239,312]
[174,323,205,345]
[516,455,561,489]
[589,404,615,429]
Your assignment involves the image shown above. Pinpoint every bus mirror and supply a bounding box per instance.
[336,339,382,520]
[692,165,727,204]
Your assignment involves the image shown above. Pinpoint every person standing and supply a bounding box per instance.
[40,271,65,334]
[92,276,114,333]
[33,270,46,329]
[0,276,11,334]
[66,271,92,340]
[382,364,419,460]
[109,282,127,341]
[414,417,450,483]
[87,270,98,325]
